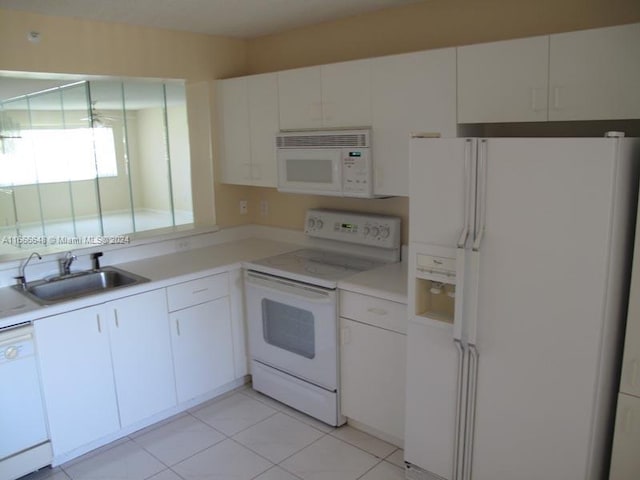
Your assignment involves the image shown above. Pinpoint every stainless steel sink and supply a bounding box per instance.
[14,267,149,305]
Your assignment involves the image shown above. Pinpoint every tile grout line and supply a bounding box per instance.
[240,387,399,463]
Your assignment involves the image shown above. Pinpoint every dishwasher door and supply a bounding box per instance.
[0,325,49,461]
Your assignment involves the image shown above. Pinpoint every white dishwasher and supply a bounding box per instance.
[0,324,52,480]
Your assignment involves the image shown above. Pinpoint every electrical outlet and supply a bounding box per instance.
[239,200,248,215]
[176,238,191,251]
[260,199,269,217]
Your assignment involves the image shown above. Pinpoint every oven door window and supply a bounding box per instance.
[262,299,315,359]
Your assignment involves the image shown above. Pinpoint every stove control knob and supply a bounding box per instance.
[307,218,316,230]
[370,226,380,238]
[363,226,370,236]
[379,226,390,239]
[316,219,324,229]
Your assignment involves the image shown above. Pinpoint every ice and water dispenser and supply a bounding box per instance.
[412,247,458,324]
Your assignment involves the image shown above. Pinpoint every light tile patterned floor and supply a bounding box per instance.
[21,386,405,480]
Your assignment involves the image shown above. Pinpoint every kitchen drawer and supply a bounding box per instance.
[339,291,407,334]
[167,273,229,312]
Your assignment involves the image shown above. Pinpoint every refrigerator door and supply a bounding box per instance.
[470,138,622,480]
[405,318,461,480]
[406,137,477,480]
[409,138,476,248]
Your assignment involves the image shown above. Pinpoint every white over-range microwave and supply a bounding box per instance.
[276,129,377,198]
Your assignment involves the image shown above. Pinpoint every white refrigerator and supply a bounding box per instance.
[404,135,640,480]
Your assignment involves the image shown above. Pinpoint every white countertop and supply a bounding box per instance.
[0,238,299,329]
[338,260,408,304]
[0,235,408,329]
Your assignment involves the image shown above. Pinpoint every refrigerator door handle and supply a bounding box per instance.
[457,139,474,248]
[453,339,467,480]
[473,139,488,252]
[463,344,479,480]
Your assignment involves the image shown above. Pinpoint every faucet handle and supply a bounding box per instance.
[91,252,103,270]
[14,275,26,289]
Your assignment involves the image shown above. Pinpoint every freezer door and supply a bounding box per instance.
[404,319,462,480]
[471,138,625,480]
[409,138,476,248]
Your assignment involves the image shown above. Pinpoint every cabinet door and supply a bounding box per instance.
[549,23,640,120]
[228,268,248,378]
[404,319,459,479]
[340,318,406,441]
[107,290,176,428]
[620,209,640,398]
[35,307,120,456]
[217,77,251,184]
[321,59,372,128]
[170,297,235,402]
[278,66,322,130]
[457,36,549,123]
[372,48,456,196]
[248,73,279,187]
[610,393,640,480]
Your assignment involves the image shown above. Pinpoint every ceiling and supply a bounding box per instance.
[0,0,423,38]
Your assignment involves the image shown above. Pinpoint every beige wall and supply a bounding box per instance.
[219,0,640,243]
[0,9,246,80]
[247,0,640,73]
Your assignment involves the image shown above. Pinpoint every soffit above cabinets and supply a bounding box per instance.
[0,0,424,38]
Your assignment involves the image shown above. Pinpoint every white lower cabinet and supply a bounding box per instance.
[339,291,407,443]
[106,289,176,428]
[168,273,235,403]
[35,305,121,457]
[34,270,245,462]
[170,298,234,402]
[35,289,176,457]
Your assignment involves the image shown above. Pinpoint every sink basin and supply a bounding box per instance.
[14,267,149,305]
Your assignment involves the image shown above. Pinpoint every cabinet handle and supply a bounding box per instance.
[96,314,102,333]
[367,307,388,316]
[623,407,635,433]
[530,87,546,112]
[114,309,119,328]
[192,288,208,295]
[341,326,351,345]
[176,319,181,336]
[552,86,562,110]
[630,359,639,388]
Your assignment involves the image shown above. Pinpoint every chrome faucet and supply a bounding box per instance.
[61,251,77,276]
[15,252,42,289]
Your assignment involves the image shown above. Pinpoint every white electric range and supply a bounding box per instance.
[244,209,401,426]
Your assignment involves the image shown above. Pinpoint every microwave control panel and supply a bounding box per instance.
[342,149,372,196]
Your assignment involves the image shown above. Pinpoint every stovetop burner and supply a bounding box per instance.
[246,249,385,288]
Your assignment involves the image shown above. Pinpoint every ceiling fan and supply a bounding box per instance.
[81,101,128,127]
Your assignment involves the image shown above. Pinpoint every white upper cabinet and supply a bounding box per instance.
[457,35,550,123]
[549,23,640,121]
[277,66,323,130]
[217,73,278,187]
[247,74,279,187]
[217,77,250,183]
[321,59,372,128]
[278,61,372,130]
[371,48,456,196]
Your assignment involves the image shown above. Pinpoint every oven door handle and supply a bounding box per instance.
[245,270,335,302]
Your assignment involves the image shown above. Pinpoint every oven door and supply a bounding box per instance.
[244,270,338,391]
[277,148,342,195]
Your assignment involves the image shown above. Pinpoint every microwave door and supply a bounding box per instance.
[277,148,342,195]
